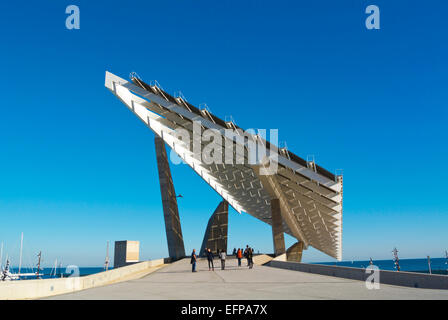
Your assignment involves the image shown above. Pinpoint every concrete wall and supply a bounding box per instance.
[0,258,165,300]
[267,260,448,290]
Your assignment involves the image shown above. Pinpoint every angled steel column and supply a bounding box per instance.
[286,241,304,262]
[154,136,186,260]
[200,200,229,256]
[271,199,286,256]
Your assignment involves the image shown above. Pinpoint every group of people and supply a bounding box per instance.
[190,246,255,272]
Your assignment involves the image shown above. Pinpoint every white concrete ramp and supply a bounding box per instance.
[253,254,274,265]
[1,259,166,300]
[46,257,448,300]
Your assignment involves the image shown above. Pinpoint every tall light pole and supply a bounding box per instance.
[104,241,110,271]
[0,242,3,271]
[392,247,400,271]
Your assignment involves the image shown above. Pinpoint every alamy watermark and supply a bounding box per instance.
[64,5,379,31]
[365,265,380,289]
[365,5,380,30]
[167,121,279,175]
[64,264,81,290]
[65,5,80,30]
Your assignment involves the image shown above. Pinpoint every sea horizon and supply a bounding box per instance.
[6,256,448,278]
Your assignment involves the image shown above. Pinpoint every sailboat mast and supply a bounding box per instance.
[446,251,448,272]
[104,241,110,271]
[18,232,23,275]
[0,242,3,271]
[52,259,57,277]
[36,251,42,279]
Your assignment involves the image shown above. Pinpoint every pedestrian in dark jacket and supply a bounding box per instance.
[219,249,226,270]
[248,247,254,269]
[191,249,197,272]
[206,248,214,271]
[244,245,250,266]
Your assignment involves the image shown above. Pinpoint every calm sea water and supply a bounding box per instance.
[9,267,113,279]
[314,257,448,274]
[10,257,448,278]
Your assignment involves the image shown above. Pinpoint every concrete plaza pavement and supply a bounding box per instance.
[47,257,448,300]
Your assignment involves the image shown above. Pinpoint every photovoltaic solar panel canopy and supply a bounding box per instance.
[105,71,343,260]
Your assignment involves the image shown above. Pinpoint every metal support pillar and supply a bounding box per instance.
[200,201,229,256]
[271,198,286,256]
[155,136,186,260]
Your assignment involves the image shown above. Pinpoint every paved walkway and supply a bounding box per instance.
[47,258,448,300]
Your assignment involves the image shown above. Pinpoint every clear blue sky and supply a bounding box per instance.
[0,1,447,267]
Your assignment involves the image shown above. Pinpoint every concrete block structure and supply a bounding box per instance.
[200,201,229,256]
[114,240,140,268]
[154,136,186,260]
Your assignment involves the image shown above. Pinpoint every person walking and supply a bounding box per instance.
[248,247,254,269]
[219,249,226,270]
[244,245,250,266]
[232,248,237,256]
[206,248,214,271]
[191,249,197,272]
[237,248,242,267]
